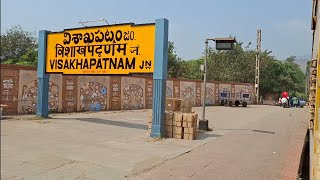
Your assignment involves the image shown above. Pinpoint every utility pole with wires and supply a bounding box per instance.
[255,29,261,104]
[78,18,109,27]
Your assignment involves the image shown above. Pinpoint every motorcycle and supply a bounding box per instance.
[281,98,289,108]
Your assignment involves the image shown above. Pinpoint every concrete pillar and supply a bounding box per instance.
[36,30,50,117]
[151,19,169,137]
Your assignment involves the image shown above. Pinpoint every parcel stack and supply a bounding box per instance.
[147,98,198,140]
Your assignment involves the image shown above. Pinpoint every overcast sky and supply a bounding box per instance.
[1,0,313,60]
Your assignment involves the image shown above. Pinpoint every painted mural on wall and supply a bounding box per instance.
[48,74,62,112]
[201,83,215,105]
[18,70,61,114]
[63,76,77,112]
[18,70,36,113]
[245,84,254,93]
[145,79,153,109]
[2,78,14,102]
[121,77,145,110]
[180,81,196,106]
[245,84,254,103]
[5,64,257,114]
[78,76,109,111]
[173,81,180,98]
[79,82,107,111]
[196,83,201,106]
[235,85,245,100]
[166,80,173,98]
[20,80,60,114]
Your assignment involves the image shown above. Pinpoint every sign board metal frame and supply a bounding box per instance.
[36,18,169,138]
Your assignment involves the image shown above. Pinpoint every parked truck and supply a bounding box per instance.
[219,92,250,107]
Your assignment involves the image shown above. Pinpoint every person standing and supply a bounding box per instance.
[292,96,299,107]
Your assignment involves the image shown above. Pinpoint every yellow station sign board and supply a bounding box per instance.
[46,23,155,75]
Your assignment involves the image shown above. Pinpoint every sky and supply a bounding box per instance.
[1,0,313,61]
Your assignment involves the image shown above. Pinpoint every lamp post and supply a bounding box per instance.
[199,37,236,131]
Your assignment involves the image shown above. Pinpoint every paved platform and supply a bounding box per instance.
[1,106,308,179]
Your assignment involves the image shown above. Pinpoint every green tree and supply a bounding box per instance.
[168,41,186,78]
[1,25,37,65]
[180,59,203,80]
[205,42,256,83]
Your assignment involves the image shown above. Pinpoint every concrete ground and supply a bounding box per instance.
[1,105,308,180]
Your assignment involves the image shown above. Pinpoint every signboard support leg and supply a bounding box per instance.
[151,18,169,137]
[36,30,50,118]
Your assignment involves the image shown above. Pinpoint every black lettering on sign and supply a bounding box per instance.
[58,59,63,69]
[95,30,104,43]
[130,46,139,55]
[96,59,102,69]
[145,60,152,69]
[139,60,144,69]
[139,60,152,69]
[124,31,130,41]
[70,59,76,69]
[64,32,71,45]
[50,60,56,69]
[123,31,134,41]
[95,45,103,57]
[116,44,127,55]
[64,60,69,69]
[126,57,135,69]
[105,29,114,42]
[104,44,115,56]
[72,33,82,44]
[65,46,75,57]
[115,30,122,42]
[84,32,94,43]
[102,58,108,69]
[90,58,96,68]
[109,58,117,69]
[56,44,65,58]
[130,31,134,40]
[77,59,83,69]
[83,59,89,69]
[118,58,124,69]
[87,45,95,56]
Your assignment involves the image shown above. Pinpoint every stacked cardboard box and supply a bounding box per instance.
[174,113,184,139]
[180,100,192,113]
[174,112,198,140]
[182,113,198,140]
[164,112,174,138]
[165,98,181,112]
[148,98,198,140]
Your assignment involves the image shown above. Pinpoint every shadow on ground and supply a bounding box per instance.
[76,118,148,130]
[215,128,275,134]
[0,116,15,120]
[196,133,223,140]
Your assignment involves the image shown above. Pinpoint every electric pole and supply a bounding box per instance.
[255,30,261,104]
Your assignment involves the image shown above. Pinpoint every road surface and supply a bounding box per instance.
[127,105,308,180]
[1,105,308,180]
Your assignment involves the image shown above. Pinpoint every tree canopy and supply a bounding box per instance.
[1,25,38,66]
[0,26,307,98]
[168,42,306,98]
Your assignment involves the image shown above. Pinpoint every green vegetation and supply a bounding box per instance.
[1,26,306,98]
[0,25,38,66]
[168,42,306,98]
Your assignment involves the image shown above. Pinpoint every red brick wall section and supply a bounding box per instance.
[0,64,255,115]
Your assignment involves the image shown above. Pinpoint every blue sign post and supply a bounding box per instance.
[151,18,169,137]
[36,30,50,118]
